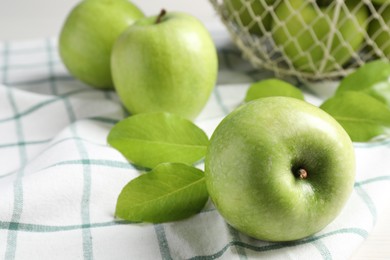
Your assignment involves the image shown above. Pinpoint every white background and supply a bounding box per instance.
[0,0,389,259]
[0,0,219,40]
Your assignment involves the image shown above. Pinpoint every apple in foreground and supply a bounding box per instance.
[223,0,275,36]
[272,0,367,72]
[111,10,218,120]
[205,97,355,241]
[59,0,144,89]
[368,5,390,58]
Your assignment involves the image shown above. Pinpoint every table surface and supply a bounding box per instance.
[0,1,389,259]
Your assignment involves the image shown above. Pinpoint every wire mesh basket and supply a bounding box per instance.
[210,0,390,82]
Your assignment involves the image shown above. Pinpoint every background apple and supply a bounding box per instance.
[371,0,390,4]
[111,10,218,120]
[368,5,390,58]
[59,0,144,89]
[205,97,355,241]
[271,0,368,72]
[223,0,275,36]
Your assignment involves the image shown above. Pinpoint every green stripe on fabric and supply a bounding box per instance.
[65,112,95,258]
[43,159,142,171]
[213,87,229,115]
[0,220,134,232]
[2,154,146,182]
[89,116,119,125]
[0,88,93,123]
[227,224,247,260]
[3,41,28,260]
[354,139,390,148]
[354,175,390,230]
[64,111,94,260]
[0,139,51,148]
[1,45,47,55]
[0,119,119,180]
[0,170,17,179]
[7,75,75,86]
[312,240,332,260]
[77,150,94,260]
[355,176,390,186]
[0,60,62,71]
[354,184,378,226]
[40,40,95,259]
[189,228,368,260]
[0,135,105,152]
[154,224,173,260]
[46,38,58,95]
[45,39,95,258]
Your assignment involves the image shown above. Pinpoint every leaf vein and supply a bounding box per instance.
[127,177,206,210]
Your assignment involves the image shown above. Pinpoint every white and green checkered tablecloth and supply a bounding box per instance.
[1,35,390,259]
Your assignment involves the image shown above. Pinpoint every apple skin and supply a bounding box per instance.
[368,5,390,58]
[223,0,274,36]
[59,0,144,89]
[111,11,218,120]
[205,97,355,241]
[271,0,368,72]
[371,0,389,4]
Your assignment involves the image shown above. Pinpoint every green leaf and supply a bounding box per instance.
[115,163,208,223]
[244,78,304,102]
[107,112,209,168]
[320,91,390,142]
[337,60,390,106]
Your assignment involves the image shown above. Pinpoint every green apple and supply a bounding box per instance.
[111,10,218,120]
[368,5,390,58]
[59,0,144,89]
[205,97,355,241]
[371,0,390,4]
[271,0,368,72]
[223,0,275,36]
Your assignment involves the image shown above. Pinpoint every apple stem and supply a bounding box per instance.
[156,9,167,24]
[297,168,308,179]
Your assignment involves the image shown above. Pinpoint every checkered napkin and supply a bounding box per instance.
[1,34,390,260]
